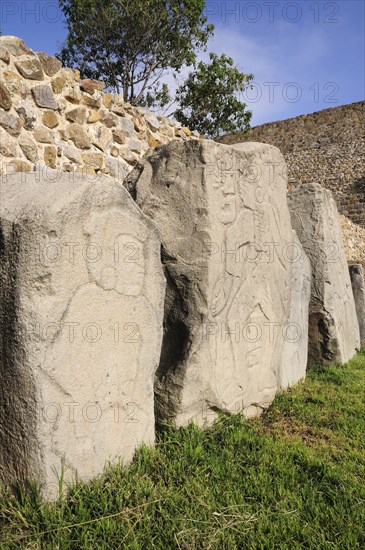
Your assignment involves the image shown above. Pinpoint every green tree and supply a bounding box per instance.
[58,1,253,136]
[58,0,213,105]
[174,53,253,138]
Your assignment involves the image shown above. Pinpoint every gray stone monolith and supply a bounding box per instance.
[288,183,360,366]
[349,263,365,345]
[0,170,165,499]
[125,140,310,426]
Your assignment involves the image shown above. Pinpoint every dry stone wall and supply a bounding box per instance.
[0,36,201,183]
[218,102,365,229]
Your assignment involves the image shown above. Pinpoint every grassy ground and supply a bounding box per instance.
[1,349,364,549]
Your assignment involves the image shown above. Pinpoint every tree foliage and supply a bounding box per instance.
[58,0,213,105]
[58,0,253,136]
[175,53,253,137]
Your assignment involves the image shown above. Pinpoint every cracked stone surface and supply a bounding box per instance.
[0,170,165,499]
[288,183,360,366]
[125,140,310,427]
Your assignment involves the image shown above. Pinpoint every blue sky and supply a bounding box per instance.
[1,1,364,126]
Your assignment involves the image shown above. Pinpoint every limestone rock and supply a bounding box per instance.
[63,86,82,105]
[288,183,360,366]
[44,145,57,168]
[99,109,118,128]
[118,117,137,138]
[279,232,311,388]
[42,111,59,129]
[51,71,76,95]
[106,156,131,182]
[102,93,113,109]
[67,123,91,149]
[81,92,102,109]
[128,139,142,154]
[125,140,309,426]
[33,126,54,144]
[91,124,112,151]
[0,111,23,137]
[37,52,62,77]
[0,47,10,64]
[1,70,23,94]
[113,128,127,145]
[63,145,82,164]
[66,106,87,125]
[2,159,32,174]
[112,103,126,117]
[0,83,12,110]
[349,264,365,345]
[0,127,18,156]
[81,152,105,170]
[15,56,44,80]
[144,112,160,132]
[0,170,165,499]
[32,84,58,109]
[80,78,97,95]
[0,36,31,56]
[88,110,101,123]
[19,132,39,162]
[16,100,38,130]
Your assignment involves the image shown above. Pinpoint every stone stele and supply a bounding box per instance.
[288,183,360,366]
[348,263,365,346]
[0,170,165,499]
[278,231,311,389]
[125,140,310,427]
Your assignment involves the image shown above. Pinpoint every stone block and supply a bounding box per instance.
[32,84,58,110]
[125,140,309,426]
[288,183,360,366]
[0,170,165,499]
[349,264,365,345]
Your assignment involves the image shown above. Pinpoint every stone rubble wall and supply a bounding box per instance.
[0,36,201,182]
[218,102,365,229]
[340,215,365,270]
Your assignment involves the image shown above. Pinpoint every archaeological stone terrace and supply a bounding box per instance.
[0,36,364,499]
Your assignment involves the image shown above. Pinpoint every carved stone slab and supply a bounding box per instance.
[349,263,365,346]
[125,140,310,426]
[279,231,311,388]
[288,183,360,366]
[0,170,165,499]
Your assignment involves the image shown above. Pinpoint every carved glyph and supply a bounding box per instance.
[125,140,310,426]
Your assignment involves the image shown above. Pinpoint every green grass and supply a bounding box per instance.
[1,349,364,549]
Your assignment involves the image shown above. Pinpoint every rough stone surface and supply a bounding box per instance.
[0,170,165,499]
[67,124,91,149]
[0,112,23,137]
[31,84,58,109]
[0,35,202,179]
[37,52,62,77]
[288,183,360,366]
[44,145,57,168]
[349,264,365,345]
[42,111,59,129]
[125,140,310,426]
[219,101,365,229]
[19,132,39,162]
[15,57,44,80]
[0,36,31,56]
[279,233,311,388]
[33,126,54,144]
[0,127,18,156]
[0,83,12,110]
